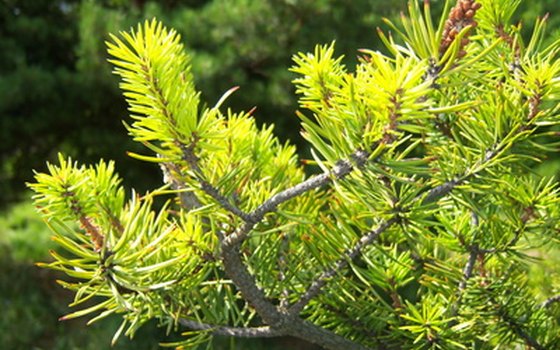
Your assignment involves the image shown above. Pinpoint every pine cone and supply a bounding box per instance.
[439,0,482,59]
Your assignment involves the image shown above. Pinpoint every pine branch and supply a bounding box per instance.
[289,217,399,315]
[220,241,283,326]
[252,149,370,220]
[421,177,462,205]
[286,318,372,350]
[481,283,547,350]
[178,319,283,337]
[180,143,250,220]
[458,248,478,294]
[494,300,546,350]
[210,150,373,349]
[288,145,506,315]
[322,304,387,347]
[477,226,523,254]
[421,148,503,206]
[289,174,474,315]
[223,149,370,248]
[541,294,560,308]
[160,161,202,210]
[34,8,560,348]
[449,247,479,319]
[219,240,372,350]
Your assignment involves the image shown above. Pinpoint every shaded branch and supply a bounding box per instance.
[458,248,478,293]
[219,240,372,350]
[450,211,481,318]
[289,217,399,315]
[449,247,479,319]
[495,302,546,350]
[482,285,547,350]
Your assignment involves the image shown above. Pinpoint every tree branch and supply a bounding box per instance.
[213,150,373,349]
[208,141,504,344]
[289,217,399,315]
[219,240,372,350]
[223,149,370,247]
[252,150,369,219]
[421,146,505,206]
[286,318,371,350]
[458,248,478,293]
[449,247,479,319]
[178,319,283,337]
[541,294,560,308]
[181,143,250,220]
[220,242,282,326]
[421,177,462,205]
[477,226,523,254]
[495,301,546,350]
[160,161,202,210]
[289,173,471,315]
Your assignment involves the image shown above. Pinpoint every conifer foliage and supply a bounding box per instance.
[29,0,560,349]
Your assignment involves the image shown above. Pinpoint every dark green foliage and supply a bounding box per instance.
[0,0,161,205]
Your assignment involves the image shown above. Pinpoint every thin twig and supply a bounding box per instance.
[449,247,479,319]
[181,143,250,220]
[492,297,546,350]
[477,227,523,254]
[253,151,369,219]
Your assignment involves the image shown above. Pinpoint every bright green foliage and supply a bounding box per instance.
[29,1,560,349]
[31,155,213,341]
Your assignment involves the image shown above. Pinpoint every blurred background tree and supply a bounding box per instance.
[1,0,559,349]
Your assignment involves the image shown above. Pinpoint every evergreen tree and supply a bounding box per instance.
[29,0,560,349]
